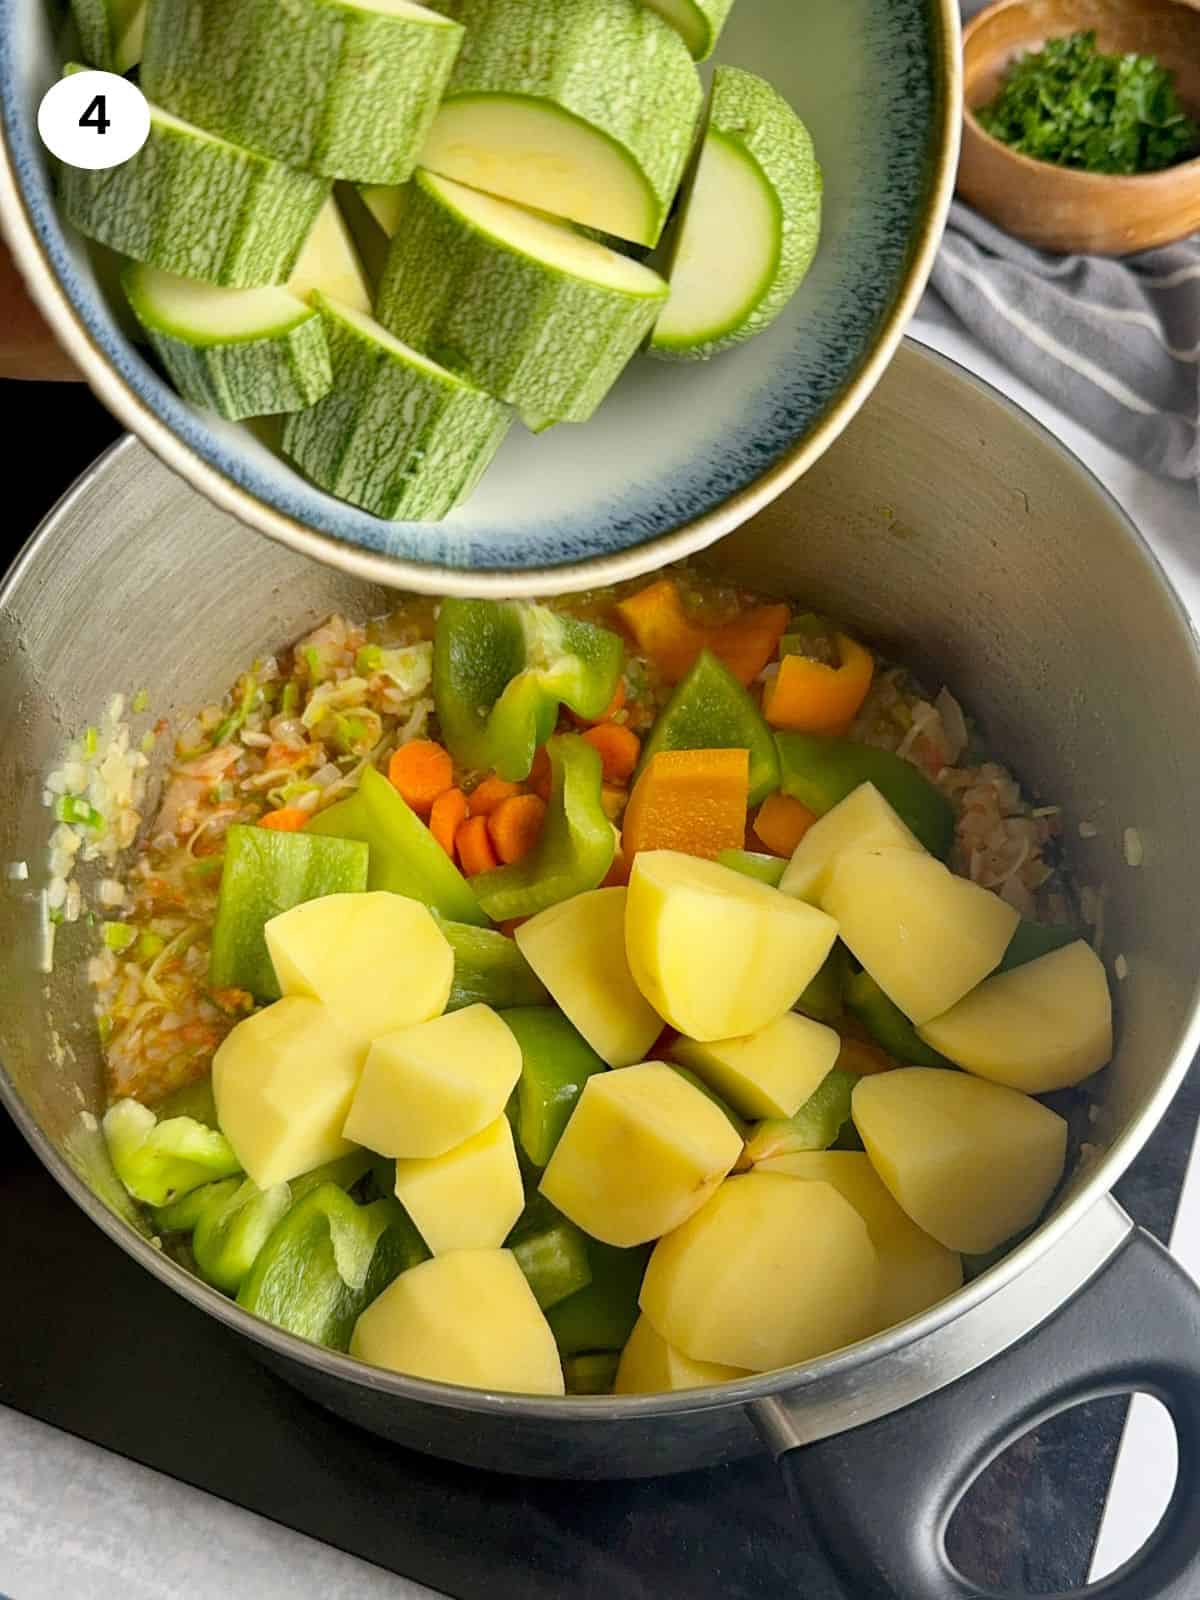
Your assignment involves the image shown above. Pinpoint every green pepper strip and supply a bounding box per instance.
[308,763,487,926]
[209,824,369,1001]
[470,735,615,923]
[794,943,846,1024]
[434,599,623,782]
[546,1241,652,1356]
[717,849,786,888]
[845,968,952,1068]
[637,649,780,807]
[506,1194,592,1310]
[439,921,550,1012]
[503,1007,607,1167]
[193,1176,292,1294]
[775,732,956,858]
[563,1351,621,1395]
[102,1098,242,1207]
[998,918,1079,973]
[742,1068,858,1164]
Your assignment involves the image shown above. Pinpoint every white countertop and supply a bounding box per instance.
[2,311,1197,1600]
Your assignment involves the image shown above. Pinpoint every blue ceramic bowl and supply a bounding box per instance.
[0,0,959,594]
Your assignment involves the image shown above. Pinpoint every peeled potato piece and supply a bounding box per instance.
[393,1116,524,1255]
[540,1062,743,1247]
[918,940,1113,1093]
[823,848,1018,1025]
[779,782,923,905]
[626,850,838,1041]
[615,1314,750,1394]
[852,1068,1068,1255]
[667,1011,841,1121]
[756,1150,962,1329]
[350,1249,565,1395]
[639,1172,879,1370]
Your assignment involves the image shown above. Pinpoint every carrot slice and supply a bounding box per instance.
[753,793,818,857]
[622,748,749,860]
[469,775,523,817]
[429,787,469,860]
[581,722,641,785]
[487,793,548,865]
[456,814,499,876]
[259,806,309,832]
[387,739,454,817]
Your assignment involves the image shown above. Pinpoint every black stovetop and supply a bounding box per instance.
[3,378,1198,1598]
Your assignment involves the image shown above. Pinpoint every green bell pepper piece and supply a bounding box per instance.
[716,849,786,887]
[743,1067,858,1164]
[193,1176,292,1294]
[209,824,369,1000]
[845,968,951,1068]
[637,649,780,806]
[794,943,846,1024]
[998,918,1079,973]
[563,1351,621,1395]
[440,921,550,1011]
[775,732,955,858]
[237,1184,427,1349]
[503,1006,607,1167]
[506,1194,593,1310]
[154,1175,241,1234]
[470,735,615,922]
[667,1063,749,1141]
[434,599,623,781]
[156,1075,219,1129]
[102,1098,242,1207]
[307,763,487,926]
[547,1241,652,1356]
[289,1149,375,1203]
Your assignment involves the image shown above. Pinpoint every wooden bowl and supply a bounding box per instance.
[958,0,1200,254]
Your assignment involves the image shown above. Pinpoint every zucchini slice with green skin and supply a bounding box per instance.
[282,295,512,521]
[124,263,333,420]
[334,183,409,287]
[650,67,822,361]
[376,171,668,428]
[420,0,702,247]
[60,80,330,288]
[639,0,735,61]
[142,0,463,184]
[289,196,372,316]
[70,0,145,72]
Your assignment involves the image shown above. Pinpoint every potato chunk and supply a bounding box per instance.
[779,782,923,904]
[350,1250,564,1395]
[667,1011,841,1121]
[343,1003,522,1159]
[393,1116,524,1254]
[515,887,662,1067]
[823,848,1018,1025]
[266,891,453,1045]
[614,1314,749,1394]
[852,1068,1067,1254]
[756,1150,962,1329]
[639,1172,879,1370]
[540,1062,743,1247]
[626,850,838,1040]
[212,997,364,1188]
[918,940,1112,1093]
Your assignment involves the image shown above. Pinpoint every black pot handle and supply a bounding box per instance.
[774,1226,1200,1599]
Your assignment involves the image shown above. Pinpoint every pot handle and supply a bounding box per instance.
[769,1226,1200,1599]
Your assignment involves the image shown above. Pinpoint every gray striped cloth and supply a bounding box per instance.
[925,1,1200,486]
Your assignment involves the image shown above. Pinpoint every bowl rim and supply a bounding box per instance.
[962,0,1200,189]
[0,3,962,598]
[4,336,1200,1423]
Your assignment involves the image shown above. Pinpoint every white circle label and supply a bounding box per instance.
[37,70,151,171]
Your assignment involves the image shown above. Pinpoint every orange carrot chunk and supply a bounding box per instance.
[469,775,524,817]
[753,792,819,858]
[387,739,454,817]
[259,806,309,832]
[581,722,641,785]
[456,814,499,876]
[429,786,469,861]
[616,580,789,686]
[487,793,548,865]
[622,748,749,861]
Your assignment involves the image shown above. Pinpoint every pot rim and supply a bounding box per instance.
[0,5,962,599]
[4,338,1200,1424]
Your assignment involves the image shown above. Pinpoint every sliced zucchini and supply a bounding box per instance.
[282,295,512,521]
[124,262,333,420]
[376,170,667,427]
[70,0,145,72]
[142,0,464,184]
[639,0,735,61]
[420,0,702,247]
[60,81,330,288]
[650,67,822,361]
[334,182,409,287]
[289,197,372,315]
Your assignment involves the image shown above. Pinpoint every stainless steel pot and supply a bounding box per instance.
[5,341,1200,1599]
